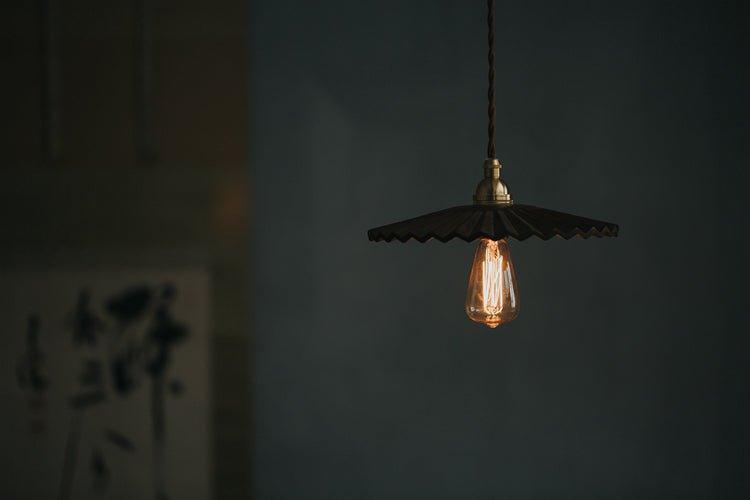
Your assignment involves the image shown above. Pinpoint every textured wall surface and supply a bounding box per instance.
[249,1,747,498]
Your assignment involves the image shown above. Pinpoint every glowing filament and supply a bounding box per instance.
[465,238,519,328]
[481,252,503,314]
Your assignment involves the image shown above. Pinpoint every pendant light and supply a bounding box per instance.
[367,0,619,329]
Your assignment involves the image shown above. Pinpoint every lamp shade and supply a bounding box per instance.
[368,204,619,243]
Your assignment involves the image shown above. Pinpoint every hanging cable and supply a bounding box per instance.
[487,0,496,159]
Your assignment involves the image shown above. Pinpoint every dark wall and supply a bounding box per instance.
[248,1,747,498]
[1,1,249,499]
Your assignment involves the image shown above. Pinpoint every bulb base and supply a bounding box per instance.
[473,158,513,205]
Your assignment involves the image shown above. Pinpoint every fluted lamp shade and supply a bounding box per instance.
[368,204,619,243]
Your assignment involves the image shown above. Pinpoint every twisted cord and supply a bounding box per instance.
[487,0,496,159]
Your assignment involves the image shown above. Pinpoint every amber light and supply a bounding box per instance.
[465,238,519,328]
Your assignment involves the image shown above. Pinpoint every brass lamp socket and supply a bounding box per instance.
[473,158,513,205]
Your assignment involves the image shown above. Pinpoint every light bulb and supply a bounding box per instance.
[465,238,519,328]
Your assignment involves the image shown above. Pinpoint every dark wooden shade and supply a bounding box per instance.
[368,204,619,243]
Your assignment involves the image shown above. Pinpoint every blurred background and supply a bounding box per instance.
[1,0,747,499]
[2,0,248,498]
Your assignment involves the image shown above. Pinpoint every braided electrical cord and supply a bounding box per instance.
[487,0,496,159]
